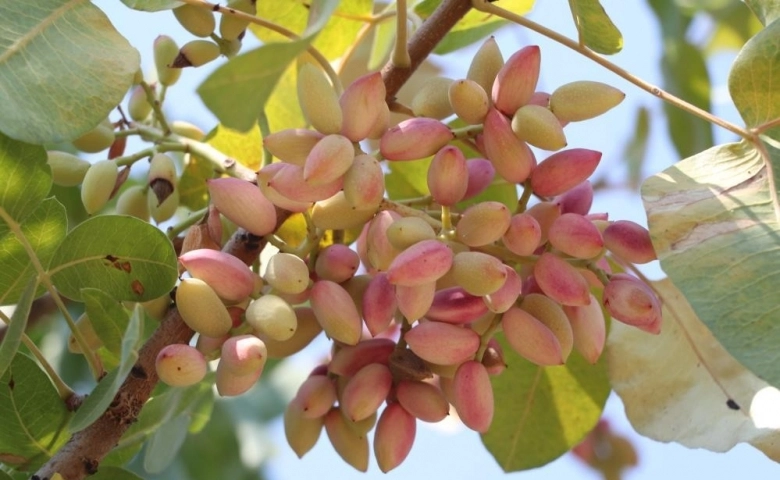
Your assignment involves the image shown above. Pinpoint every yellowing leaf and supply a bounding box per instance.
[206,123,263,171]
[607,279,780,461]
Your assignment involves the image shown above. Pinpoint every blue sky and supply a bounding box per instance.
[94,1,780,479]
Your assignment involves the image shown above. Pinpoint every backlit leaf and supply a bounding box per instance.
[567,0,623,54]
[744,0,780,25]
[205,123,263,171]
[82,288,131,355]
[0,278,36,380]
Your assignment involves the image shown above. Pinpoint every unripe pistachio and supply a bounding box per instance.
[502,213,542,256]
[451,251,507,296]
[264,252,310,294]
[153,35,181,86]
[405,320,480,365]
[411,77,454,119]
[525,201,561,245]
[374,403,417,473]
[155,344,208,387]
[602,220,656,264]
[207,177,276,236]
[127,85,152,122]
[328,338,395,377]
[219,0,255,41]
[315,244,360,283]
[266,162,343,204]
[449,78,489,125]
[311,191,377,231]
[81,160,118,215]
[195,333,228,358]
[484,265,522,313]
[367,100,391,139]
[263,128,324,166]
[285,397,324,458]
[548,213,604,259]
[386,239,453,287]
[467,37,504,100]
[362,273,398,337]
[115,185,150,221]
[298,62,342,134]
[295,373,337,419]
[246,294,298,341]
[492,45,541,116]
[396,380,449,423]
[310,280,362,345]
[215,360,263,396]
[73,119,115,153]
[602,274,661,333]
[426,287,488,324]
[340,363,393,422]
[176,277,233,337]
[171,40,220,68]
[304,134,354,186]
[141,293,171,320]
[563,295,606,364]
[339,72,387,141]
[502,304,565,366]
[550,80,625,122]
[170,120,205,141]
[511,104,567,151]
[533,253,590,306]
[172,4,215,37]
[456,201,511,247]
[427,145,468,206]
[463,158,496,200]
[452,361,494,433]
[482,338,507,375]
[554,180,593,216]
[531,148,602,197]
[521,293,573,361]
[148,153,178,207]
[386,217,436,251]
[365,211,403,271]
[47,151,90,187]
[219,334,267,376]
[67,313,102,354]
[324,407,369,472]
[482,108,536,183]
[257,166,313,213]
[395,282,436,321]
[343,154,384,209]
[380,118,453,161]
[148,186,179,223]
[261,307,323,358]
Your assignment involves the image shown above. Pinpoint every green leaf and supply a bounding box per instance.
[608,279,780,460]
[0,278,36,380]
[143,414,190,473]
[178,155,214,211]
[567,0,623,54]
[48,215,177,302]
[199,0,339,132]
[82,288,131,354]
[622,106,650,189]
[368,16,395,70]
[385,158,432,200]
[89,466,144,480]
[119,0,181,11]
[0,1,139,144]
[482,335,611,471]
[0,353,71,471]
[0,198,67,306]
[648,0,713,158]
[456,178,519,212]
[69,306,143,432]
[729,19,780,142]
[0,132,50,222]
[744,0,780,25]
[0,471,11,480]
[706,3,764,54]
[205,123,264,172]
[414,0,535,55]
[641,140,780,387]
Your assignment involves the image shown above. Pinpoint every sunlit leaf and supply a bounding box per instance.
[49,215,178,302]
[567,0,623,54]
[744,0,780,25]
[386,158,432,200]
[642,140,780,388]
[82,288,131,355]
[0,1,139,143]
[706,3,764,54]
[729,19,780,142]
[119,0,180,11]
[0,133,50,222]
[178,155,214,211]
[0,353,71,470]
[608,279,780,460]
[482,335,611,471]
[0,277,36,380]
[368,16,396,70]
[69,306,143,432]
[205,123,263,171]
[0,198,67,305]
